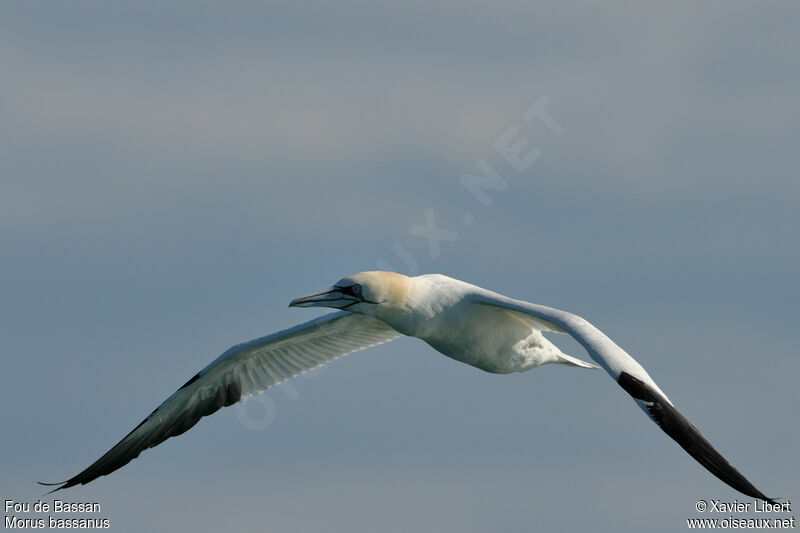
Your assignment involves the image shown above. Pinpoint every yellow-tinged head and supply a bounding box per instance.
[289,271,413,313]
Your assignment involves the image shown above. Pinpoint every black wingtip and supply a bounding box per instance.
[37,480,70,495]
[617,372,774,503]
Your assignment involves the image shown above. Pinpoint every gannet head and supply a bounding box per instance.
[289,271,412,316]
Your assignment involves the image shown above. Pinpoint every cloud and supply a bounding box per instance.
[1,4,796,531]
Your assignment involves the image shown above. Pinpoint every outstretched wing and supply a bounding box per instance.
[469,290,774,503]
[42,312,400,491]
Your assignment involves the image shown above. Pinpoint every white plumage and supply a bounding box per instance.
[42,271,773,503]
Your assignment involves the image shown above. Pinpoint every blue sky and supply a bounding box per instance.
[1,2,798,531]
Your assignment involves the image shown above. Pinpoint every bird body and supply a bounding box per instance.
[42,271,775,503]
[371,273,593,373]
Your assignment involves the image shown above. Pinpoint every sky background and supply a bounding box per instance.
[1,2,798,531]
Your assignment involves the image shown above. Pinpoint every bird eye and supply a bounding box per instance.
[351,284,362,297]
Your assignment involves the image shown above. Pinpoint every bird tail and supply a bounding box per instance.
[556,353,599,369]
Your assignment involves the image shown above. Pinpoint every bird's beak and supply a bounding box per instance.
[289,286,359,309]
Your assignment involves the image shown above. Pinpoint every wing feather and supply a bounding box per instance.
[469,290,774,502]
[42,311,400,491]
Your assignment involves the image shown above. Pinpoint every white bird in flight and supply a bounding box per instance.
[43,271,773,502]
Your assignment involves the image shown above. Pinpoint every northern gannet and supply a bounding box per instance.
[42,271,774,502]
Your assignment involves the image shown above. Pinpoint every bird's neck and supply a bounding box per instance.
[370,274,469,338]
